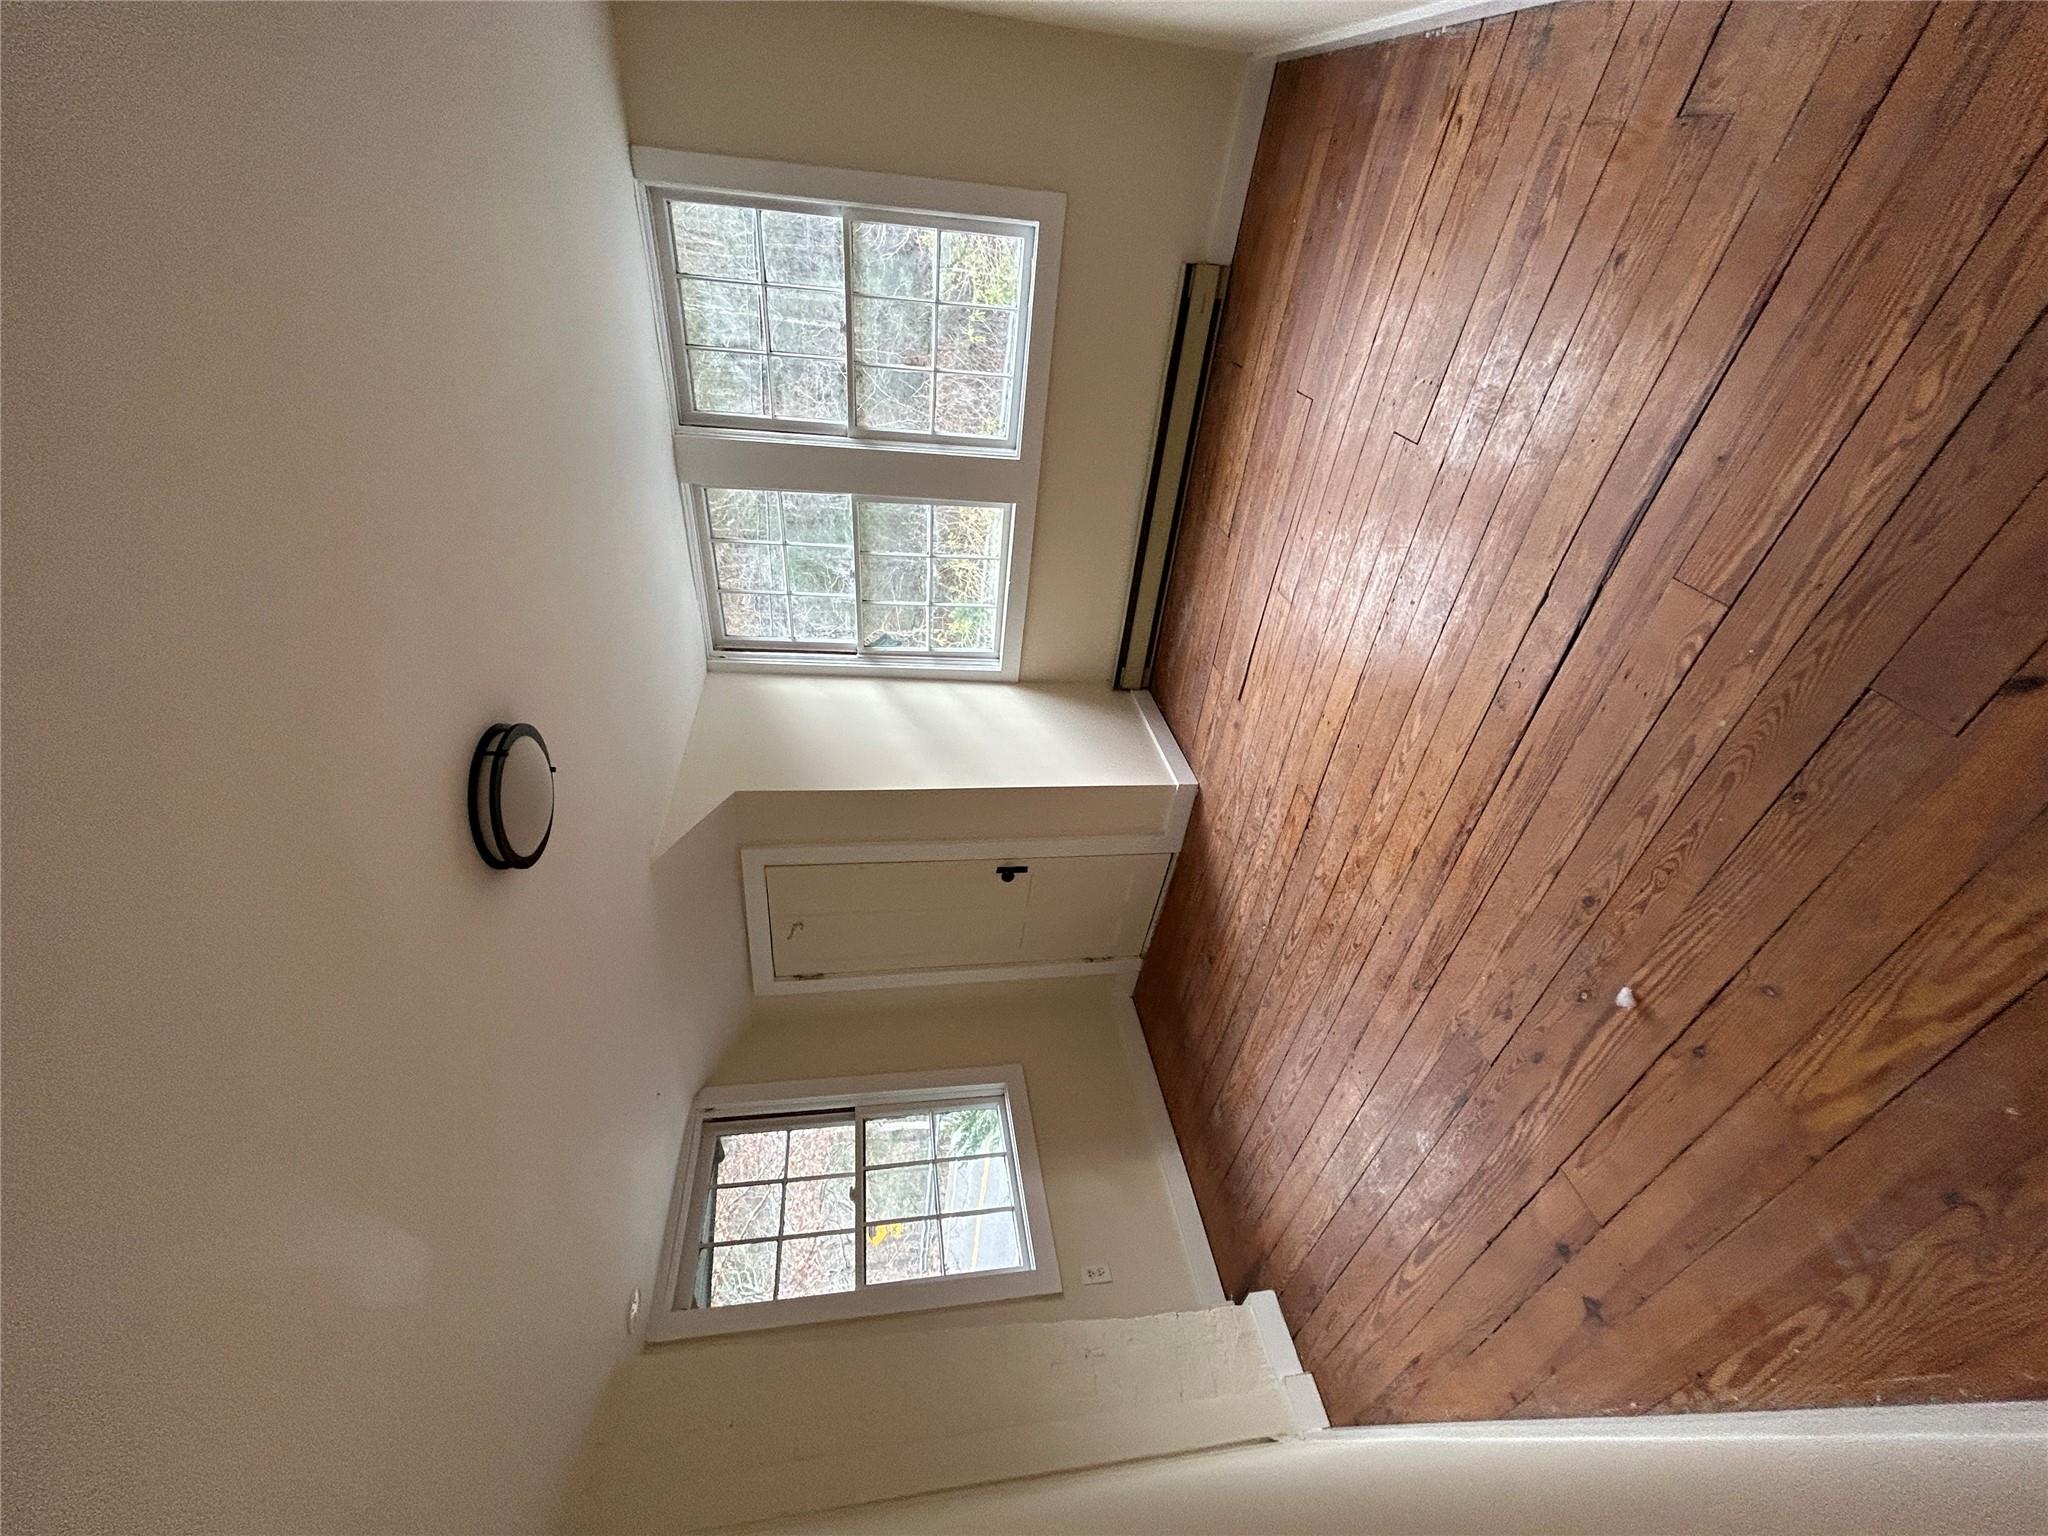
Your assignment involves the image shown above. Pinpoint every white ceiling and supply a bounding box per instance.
[926,0,1426,54]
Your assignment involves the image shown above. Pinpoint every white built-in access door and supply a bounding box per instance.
[743,842,1174,993]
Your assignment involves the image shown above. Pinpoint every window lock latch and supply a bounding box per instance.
[996,864,1029,882]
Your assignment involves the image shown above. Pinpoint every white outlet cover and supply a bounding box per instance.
[1082,1263,1112,1285]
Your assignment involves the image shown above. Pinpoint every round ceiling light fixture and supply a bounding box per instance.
[468,722,555,870]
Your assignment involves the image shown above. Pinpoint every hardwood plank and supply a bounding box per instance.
[1136,0,2048,1423]
[1418,816,2048,1420]
[1662,1143,2048,1411]
[1509,983,2048,1417]
[1215,1,1922,1263]
[1189,79,1664,1084]
[1368,1171,1601,1421]
[1560,470,2048,1221]
[1875,478,2048,733]
[1178,8,1649,1098]
[1673,3,2048,600]
[1410,149,2048,1105]
[1300,691,1954,1401]
[1189,12,1731,1140]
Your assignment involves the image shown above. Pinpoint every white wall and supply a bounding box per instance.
[566,981,1273,1532]
[661,673,1183,846]
[747,1403,2048,1536]
[728,979,1212,1325]
[610,2,1247,683]
[1,5,748,1532]
[573,1304,1289,1534]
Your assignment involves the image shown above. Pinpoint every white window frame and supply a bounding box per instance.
[632,148,1066,683]
[647,1066,1061,1341]
[686,489,1015,668]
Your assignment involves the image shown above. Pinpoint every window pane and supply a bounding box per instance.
[698,489,1011,662]
[865,1113,932,1165]
[933,557,996,605]
[762,209,843,288]
[770,355,848,425]
[853,296,934,368]
[939,1155,1013,1213]
[713,539,785,594]
[766,286,845,358]
[791,595,857,645]
[782,1176,855,1235]
[932,605,996,654]
[936,304,1013,374]
[689,349,765,415]
[866,1163,934,1222]
[942,1211,1022,1274]
[782,493,853,546]
[866,1219,942,1284]
[720,591,790,641]
[861,603,928,651]
[940,229,1024,307]
[859,554,928,605]
[711,1182,781,1242]
[786,545,854,597]
[705,488,780,541]
[856,500,930,555]
[788,1123,855,1176]
[672,201,759,281]
[715,1129,787,1183]
[852,221,936,299]
[936,1105,1005,1158]
[855,366,933,432]
[709,1240,778,1305]
[777,1233,855,1299]
[934,504,1003,558]
[680,278,764,351]
[935,372,1008,438]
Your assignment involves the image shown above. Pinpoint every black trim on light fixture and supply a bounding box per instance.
[468,722,555,870]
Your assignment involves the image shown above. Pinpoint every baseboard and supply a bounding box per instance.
[1112,993,1226,1309]
[1313,1398,2048,1443]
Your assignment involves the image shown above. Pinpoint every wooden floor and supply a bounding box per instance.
[1137,0,2048,1424]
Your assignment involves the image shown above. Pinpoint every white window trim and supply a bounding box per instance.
[647,1065,1061,1342]
[631,147,1066,683]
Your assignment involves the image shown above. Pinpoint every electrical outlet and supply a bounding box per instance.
[627,1287,641,1334]
[1082,1263,1112,1285]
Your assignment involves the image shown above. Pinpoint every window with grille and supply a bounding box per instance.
[634,148,1064,680]
[698,488,1007,658]
[665,198,1029,445]
[650,1068,1059,1338]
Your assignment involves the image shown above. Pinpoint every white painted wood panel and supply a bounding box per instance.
[764,852,1169,979]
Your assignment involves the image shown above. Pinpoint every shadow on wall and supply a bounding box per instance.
[651,797,752,1025]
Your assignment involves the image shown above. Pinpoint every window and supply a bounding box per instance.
[649,1067,1059,1339]
[666,198,1028,444]
[633,148,1064,680]
[698,489,1007,657]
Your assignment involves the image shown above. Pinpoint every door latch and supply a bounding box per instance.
[996,864,1029,882]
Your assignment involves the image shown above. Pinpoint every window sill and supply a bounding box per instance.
[708,650,1013,682]
[675,422,1024,463]
[645,1261,1061,1342]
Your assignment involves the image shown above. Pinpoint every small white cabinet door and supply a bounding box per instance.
[1017,854,1171,962]
[763,853,1170,979]
[765,859,1032,977]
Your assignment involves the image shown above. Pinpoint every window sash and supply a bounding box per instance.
[694,488,1010,664]
[654,187,1036,453]
[685,1092,1028,1314]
